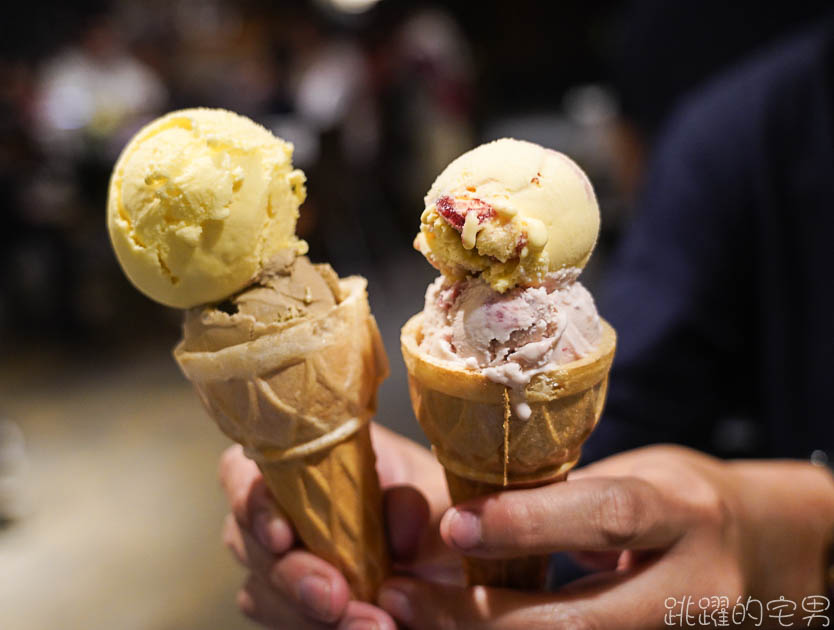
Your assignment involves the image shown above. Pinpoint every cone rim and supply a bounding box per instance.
[400,312,616,403]
[175,276,370,382]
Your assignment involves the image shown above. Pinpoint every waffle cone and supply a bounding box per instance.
[401,313,615,588]
[175,277,390,601]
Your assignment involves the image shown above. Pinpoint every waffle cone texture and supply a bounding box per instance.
[401,313,615,587]
[175,277,390,601]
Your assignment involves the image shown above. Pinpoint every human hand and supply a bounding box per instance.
[218,423,454,629]
[375,445,834,629]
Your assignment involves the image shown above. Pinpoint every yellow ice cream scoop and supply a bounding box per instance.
[107,108,308,308]
[415,138,599,291]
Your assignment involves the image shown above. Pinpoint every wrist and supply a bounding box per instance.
[728,459,834,599]
[810,450,834,597]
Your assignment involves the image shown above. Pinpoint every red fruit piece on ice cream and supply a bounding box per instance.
[436,196,496,232]
[435,196,464,229]
[515,233,528,256]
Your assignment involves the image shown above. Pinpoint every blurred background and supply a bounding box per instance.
[0,1,830,628]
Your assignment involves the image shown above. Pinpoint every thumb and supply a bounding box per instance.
[439,476,685,558]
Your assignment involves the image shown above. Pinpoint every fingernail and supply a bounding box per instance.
[447,509,481,550]
[344,620,379,630]
[253,510,291,551]
[297,575,333,620]
[378,587,413,623]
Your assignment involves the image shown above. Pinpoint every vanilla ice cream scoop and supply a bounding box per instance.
[415,138,599,292]
[107,108,308,308]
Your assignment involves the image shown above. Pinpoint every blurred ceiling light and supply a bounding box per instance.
[295,42,364,130]
[317,0,381,15]
[563,84,618,127]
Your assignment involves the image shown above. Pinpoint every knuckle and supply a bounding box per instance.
[229,489,250,525]
[706,495,732,534]
[267,557,295,594]
[237,577,262,619]
[595,482,644,547]
[222,516,248,567]
[236,590,256,617]
[221,514,236,549]
[551,608,599,630]
[688,480,732,532]
[498,498,536,546]
[218,445,240,482]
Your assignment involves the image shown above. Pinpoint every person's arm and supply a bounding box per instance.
[729,459,834,602]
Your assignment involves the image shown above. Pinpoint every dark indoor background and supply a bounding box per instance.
[1,1,829,628]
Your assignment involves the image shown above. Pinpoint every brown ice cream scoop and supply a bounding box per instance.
[181,252,342,352]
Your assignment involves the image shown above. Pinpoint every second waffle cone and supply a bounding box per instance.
[401,313,616,589]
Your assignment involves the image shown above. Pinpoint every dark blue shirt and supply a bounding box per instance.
[584,22,834,462]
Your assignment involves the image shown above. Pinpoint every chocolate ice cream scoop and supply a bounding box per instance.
[181,252,341,352]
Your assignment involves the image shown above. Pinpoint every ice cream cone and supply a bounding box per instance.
[175,277,390,601]
[401,313,615,589]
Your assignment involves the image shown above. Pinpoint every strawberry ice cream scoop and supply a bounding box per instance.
[419,271,602,418]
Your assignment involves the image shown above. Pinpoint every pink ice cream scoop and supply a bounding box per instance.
[419,270,602,418]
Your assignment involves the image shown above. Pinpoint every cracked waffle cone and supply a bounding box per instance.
[401,313,615,589]
[175,277,390,601]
